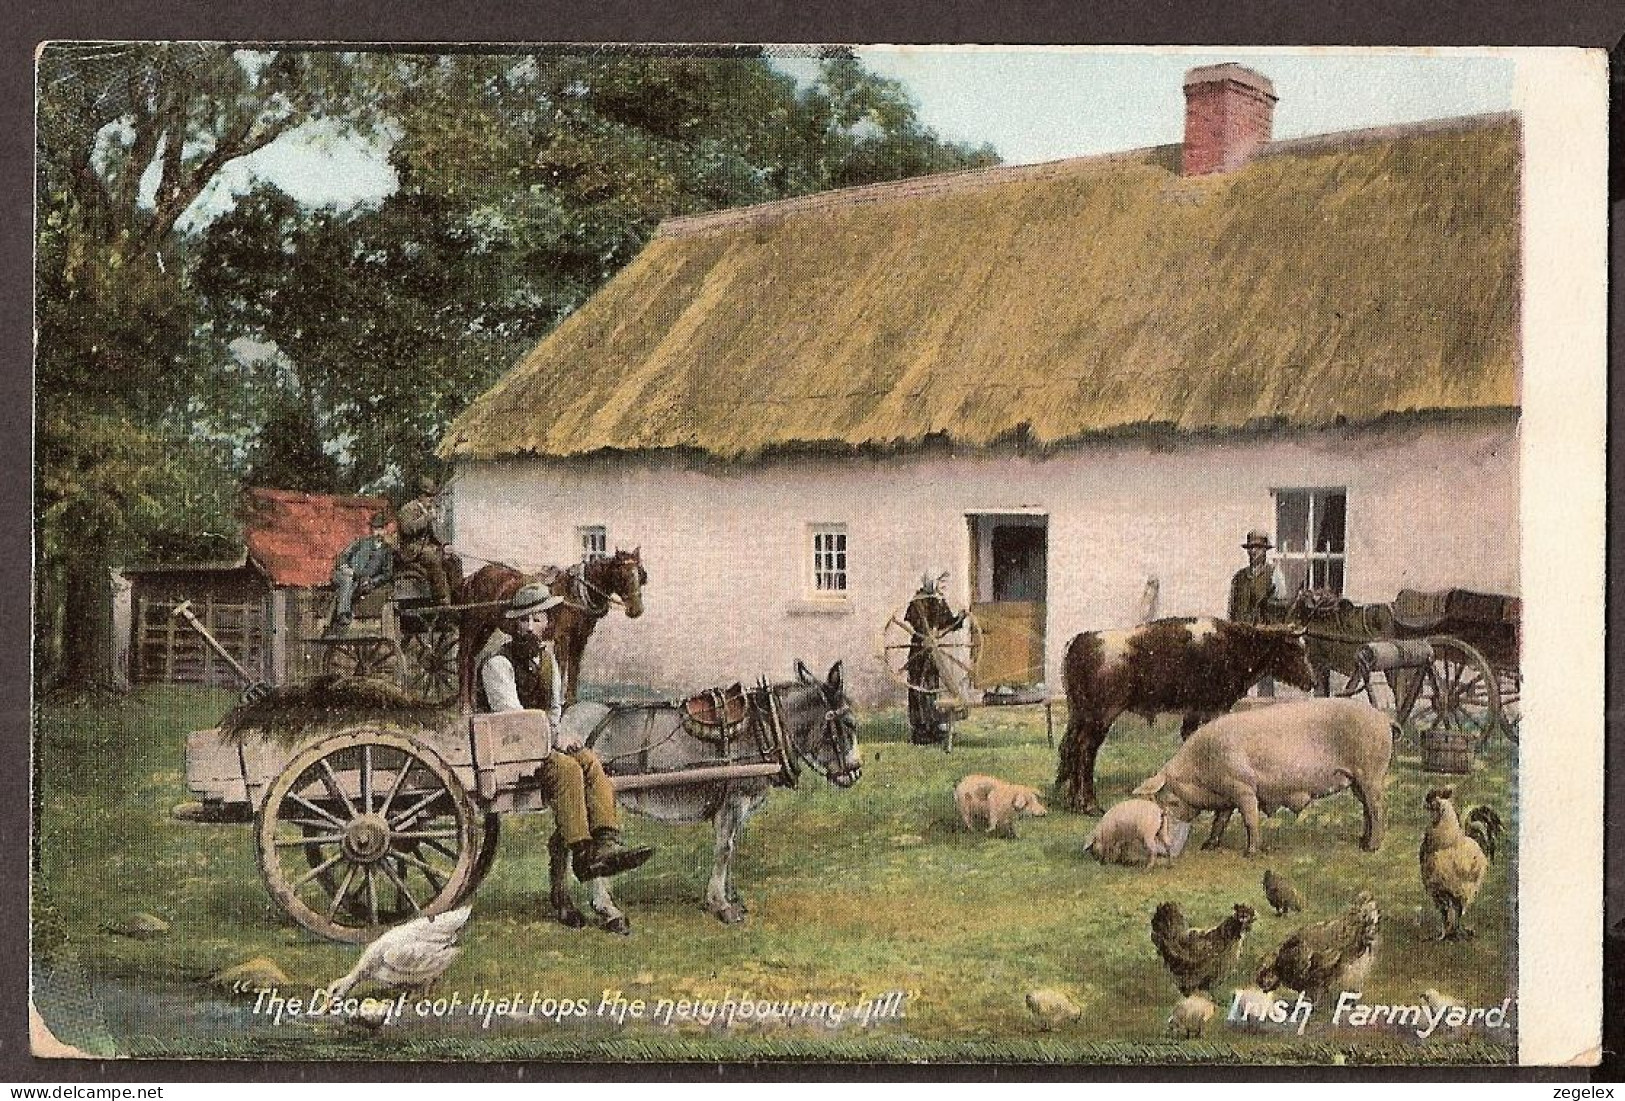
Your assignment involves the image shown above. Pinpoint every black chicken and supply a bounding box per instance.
[1262,868,1304,917]
[1150,901,1256,995]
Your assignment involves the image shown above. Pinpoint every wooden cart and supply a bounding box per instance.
[1291,586,1520,746]
[183,705,791,944]
[307,578,475,706]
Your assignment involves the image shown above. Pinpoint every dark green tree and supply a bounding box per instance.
[196,51,999,494]
[35,43,384,689]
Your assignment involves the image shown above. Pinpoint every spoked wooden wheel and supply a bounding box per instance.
[1496,669,1520,743]
[1411,637,1501,745]
[323,637,407,682]
[402,621,460,704]
[257,730,480,944]
[300,810,498,919]
[879,608,983,694]
[459,815,503,904]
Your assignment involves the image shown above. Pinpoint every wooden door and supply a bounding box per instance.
[967,515,1048,688]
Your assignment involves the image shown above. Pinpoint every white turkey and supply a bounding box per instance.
[325,906,471,999]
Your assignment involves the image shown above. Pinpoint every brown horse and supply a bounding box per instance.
[458,549,647,708]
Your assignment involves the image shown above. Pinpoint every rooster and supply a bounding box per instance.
[1420,787,1503,941]
[1149,901,1255,995]
[1256,891,1380,1001]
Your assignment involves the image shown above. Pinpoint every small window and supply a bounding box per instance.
[578,525,608,562]
[1275,489,1347,594]
[810,524,848,595]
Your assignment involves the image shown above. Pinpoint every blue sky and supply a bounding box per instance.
[843,48,1513,164]
[216,48,1515,217]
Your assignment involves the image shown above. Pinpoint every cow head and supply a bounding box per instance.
[1251,624,1317,692]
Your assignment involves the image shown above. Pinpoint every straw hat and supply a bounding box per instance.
[505,583,564,618]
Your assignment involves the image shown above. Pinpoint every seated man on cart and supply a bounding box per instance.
[396,476,459,606]
[478,583,653,881]
[328,511,396,634]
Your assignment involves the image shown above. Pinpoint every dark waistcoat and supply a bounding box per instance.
[477,638,558,713]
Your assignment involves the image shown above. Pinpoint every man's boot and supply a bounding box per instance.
[571,828,653,881]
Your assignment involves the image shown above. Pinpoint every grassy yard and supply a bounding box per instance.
[33,686,1517,1063]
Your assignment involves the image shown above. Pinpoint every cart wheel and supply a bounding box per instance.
[1412,638,1501,745]
[257,730,480,944]
[323,638,407,682]
[402,621,460,705]
[1496,669,1521,743]
[879,609,983,695]
[457,815,502,904]
[300,814,496,925]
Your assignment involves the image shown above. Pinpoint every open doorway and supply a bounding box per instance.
[966,513,1048,688]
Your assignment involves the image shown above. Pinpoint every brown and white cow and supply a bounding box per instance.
[1054,617,1316,814]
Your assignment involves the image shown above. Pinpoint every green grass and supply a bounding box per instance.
[33,687,1517,1063]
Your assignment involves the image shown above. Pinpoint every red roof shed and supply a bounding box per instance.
[241,488,392,589]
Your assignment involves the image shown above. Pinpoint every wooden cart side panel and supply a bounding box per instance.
[184,729,249,806]
[197,715,548,814]
[468,710,554,800]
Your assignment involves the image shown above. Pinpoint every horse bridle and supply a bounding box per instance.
[778,681,860,786]
[563,562,636,618]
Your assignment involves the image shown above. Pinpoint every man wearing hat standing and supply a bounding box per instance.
[1227,529,1288,625]
[1228,529,1288,697]
[478,583,653,881]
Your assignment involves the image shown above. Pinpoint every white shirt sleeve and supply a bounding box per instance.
[480,655,524,713]
[1269,565,1288,599]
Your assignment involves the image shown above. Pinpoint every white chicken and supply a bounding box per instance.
[325,906,471,999]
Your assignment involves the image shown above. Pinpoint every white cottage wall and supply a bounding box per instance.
[451,418,1517,706]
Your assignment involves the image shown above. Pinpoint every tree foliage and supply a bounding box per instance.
[37,45,999,687]
[35,44,384,685]
[196,50,998,494]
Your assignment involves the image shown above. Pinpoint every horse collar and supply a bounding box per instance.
[567,565,613,617]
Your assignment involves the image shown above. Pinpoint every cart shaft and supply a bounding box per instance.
[608,762,785,791]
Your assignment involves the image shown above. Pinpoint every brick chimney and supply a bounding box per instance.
[1181,64,1277,176]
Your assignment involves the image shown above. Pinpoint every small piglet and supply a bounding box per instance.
[955,774,1048,837]
[1083,796,1191,868]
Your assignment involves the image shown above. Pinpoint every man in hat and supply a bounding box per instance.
[328,511,396,634]
[478,583,653,881]
[396,476,454,605]
[1227,529,1288,625]
[1228,529,1288,697]
[905,569,970,746]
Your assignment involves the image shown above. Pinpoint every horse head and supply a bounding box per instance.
[1287,585,1344,622]
[790,659,862,788]
[592,547,646,619]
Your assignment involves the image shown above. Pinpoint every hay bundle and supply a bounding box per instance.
[218,675,456,748]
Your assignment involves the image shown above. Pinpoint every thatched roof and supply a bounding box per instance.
[441,114,1519,463]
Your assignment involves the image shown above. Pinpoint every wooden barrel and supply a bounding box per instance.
[1422,729,1472,774]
